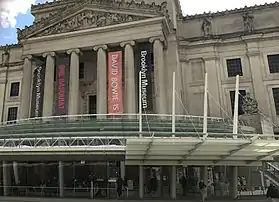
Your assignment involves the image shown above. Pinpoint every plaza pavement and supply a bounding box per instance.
[0,197,267,202]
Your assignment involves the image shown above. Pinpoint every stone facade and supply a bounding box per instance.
[1,0,279,131]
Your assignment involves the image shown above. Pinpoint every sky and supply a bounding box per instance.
[0,0,276,46]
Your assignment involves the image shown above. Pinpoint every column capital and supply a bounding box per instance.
[93,45,108,51]
[22,55,32,60]
[42,52,55,58]
[67,48,81,55]
[202,56,220,61]
[120,40,135,48]
[247,51,261,57]
[149,37,165,44]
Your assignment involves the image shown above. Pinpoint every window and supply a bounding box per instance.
[273,88,279,115]
[268,54,279,73]
[10,82,20,97]
[226,58,243,77]
[88,95,96,119]
[7,107,18,123]
[79,63,85,79]
[230,90,246,116]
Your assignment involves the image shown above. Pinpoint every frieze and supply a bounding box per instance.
[19,0,167,40]
[33,11,148,37]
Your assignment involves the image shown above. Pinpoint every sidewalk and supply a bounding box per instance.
[0,197,266,202]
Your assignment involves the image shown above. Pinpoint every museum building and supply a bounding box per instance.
[0,0,279,200]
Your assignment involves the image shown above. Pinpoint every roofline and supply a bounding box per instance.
[183,1,279,20]
[0,44,22,50]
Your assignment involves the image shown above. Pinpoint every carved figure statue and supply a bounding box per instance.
[243,12,254,32]
[202,18,212,37]
[242,92,259,114]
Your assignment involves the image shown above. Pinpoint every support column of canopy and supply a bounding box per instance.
[139,165,144,199]
[120,161,125,179]
[3,161,11,196]
[203,57,222,117]
[59,161,64,197]
[200,166,208,184]
[150,37,167,115]
[19,55,33,119]
[94,45,108,118]
[120,41,136,118]
[67,49,81,116]
[171,165,176,200]
[229,166,238,199]
[42,52,55,117]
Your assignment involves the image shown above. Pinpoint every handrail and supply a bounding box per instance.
[0,132,269,139]
[267,162,279,173]
[0,113,230,126]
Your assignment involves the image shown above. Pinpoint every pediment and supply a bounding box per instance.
[18,0,168,40]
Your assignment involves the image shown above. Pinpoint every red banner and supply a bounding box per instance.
[108,51,123,114]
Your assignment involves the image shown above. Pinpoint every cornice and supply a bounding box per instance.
[0,61,24,68]
[179,27,279,46]
[0,43,22,50]
[0,66,23,73]
[32,0,167,13]
[182,1,279,20]
[179,29,279,48]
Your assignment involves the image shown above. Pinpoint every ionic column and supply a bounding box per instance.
[150,37,168,115]
[42,52,55,117]
[93,45,108,117]
[120,41,136,117]
[67,49,81,116]
[19,55,33,119]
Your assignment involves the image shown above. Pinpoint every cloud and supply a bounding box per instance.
[0,0,36,28]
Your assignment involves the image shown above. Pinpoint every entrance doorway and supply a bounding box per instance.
[143,166,171,199]
[88,95,96,118]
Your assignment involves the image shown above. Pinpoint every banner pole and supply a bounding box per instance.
[139,71,142,137]
[203,73,208,134]
[233,75,240,139]
[172,72,176,137]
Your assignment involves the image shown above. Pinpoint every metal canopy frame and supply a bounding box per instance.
[214,135,260,164]
[125,135,279,166]
[0,136,126,154]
